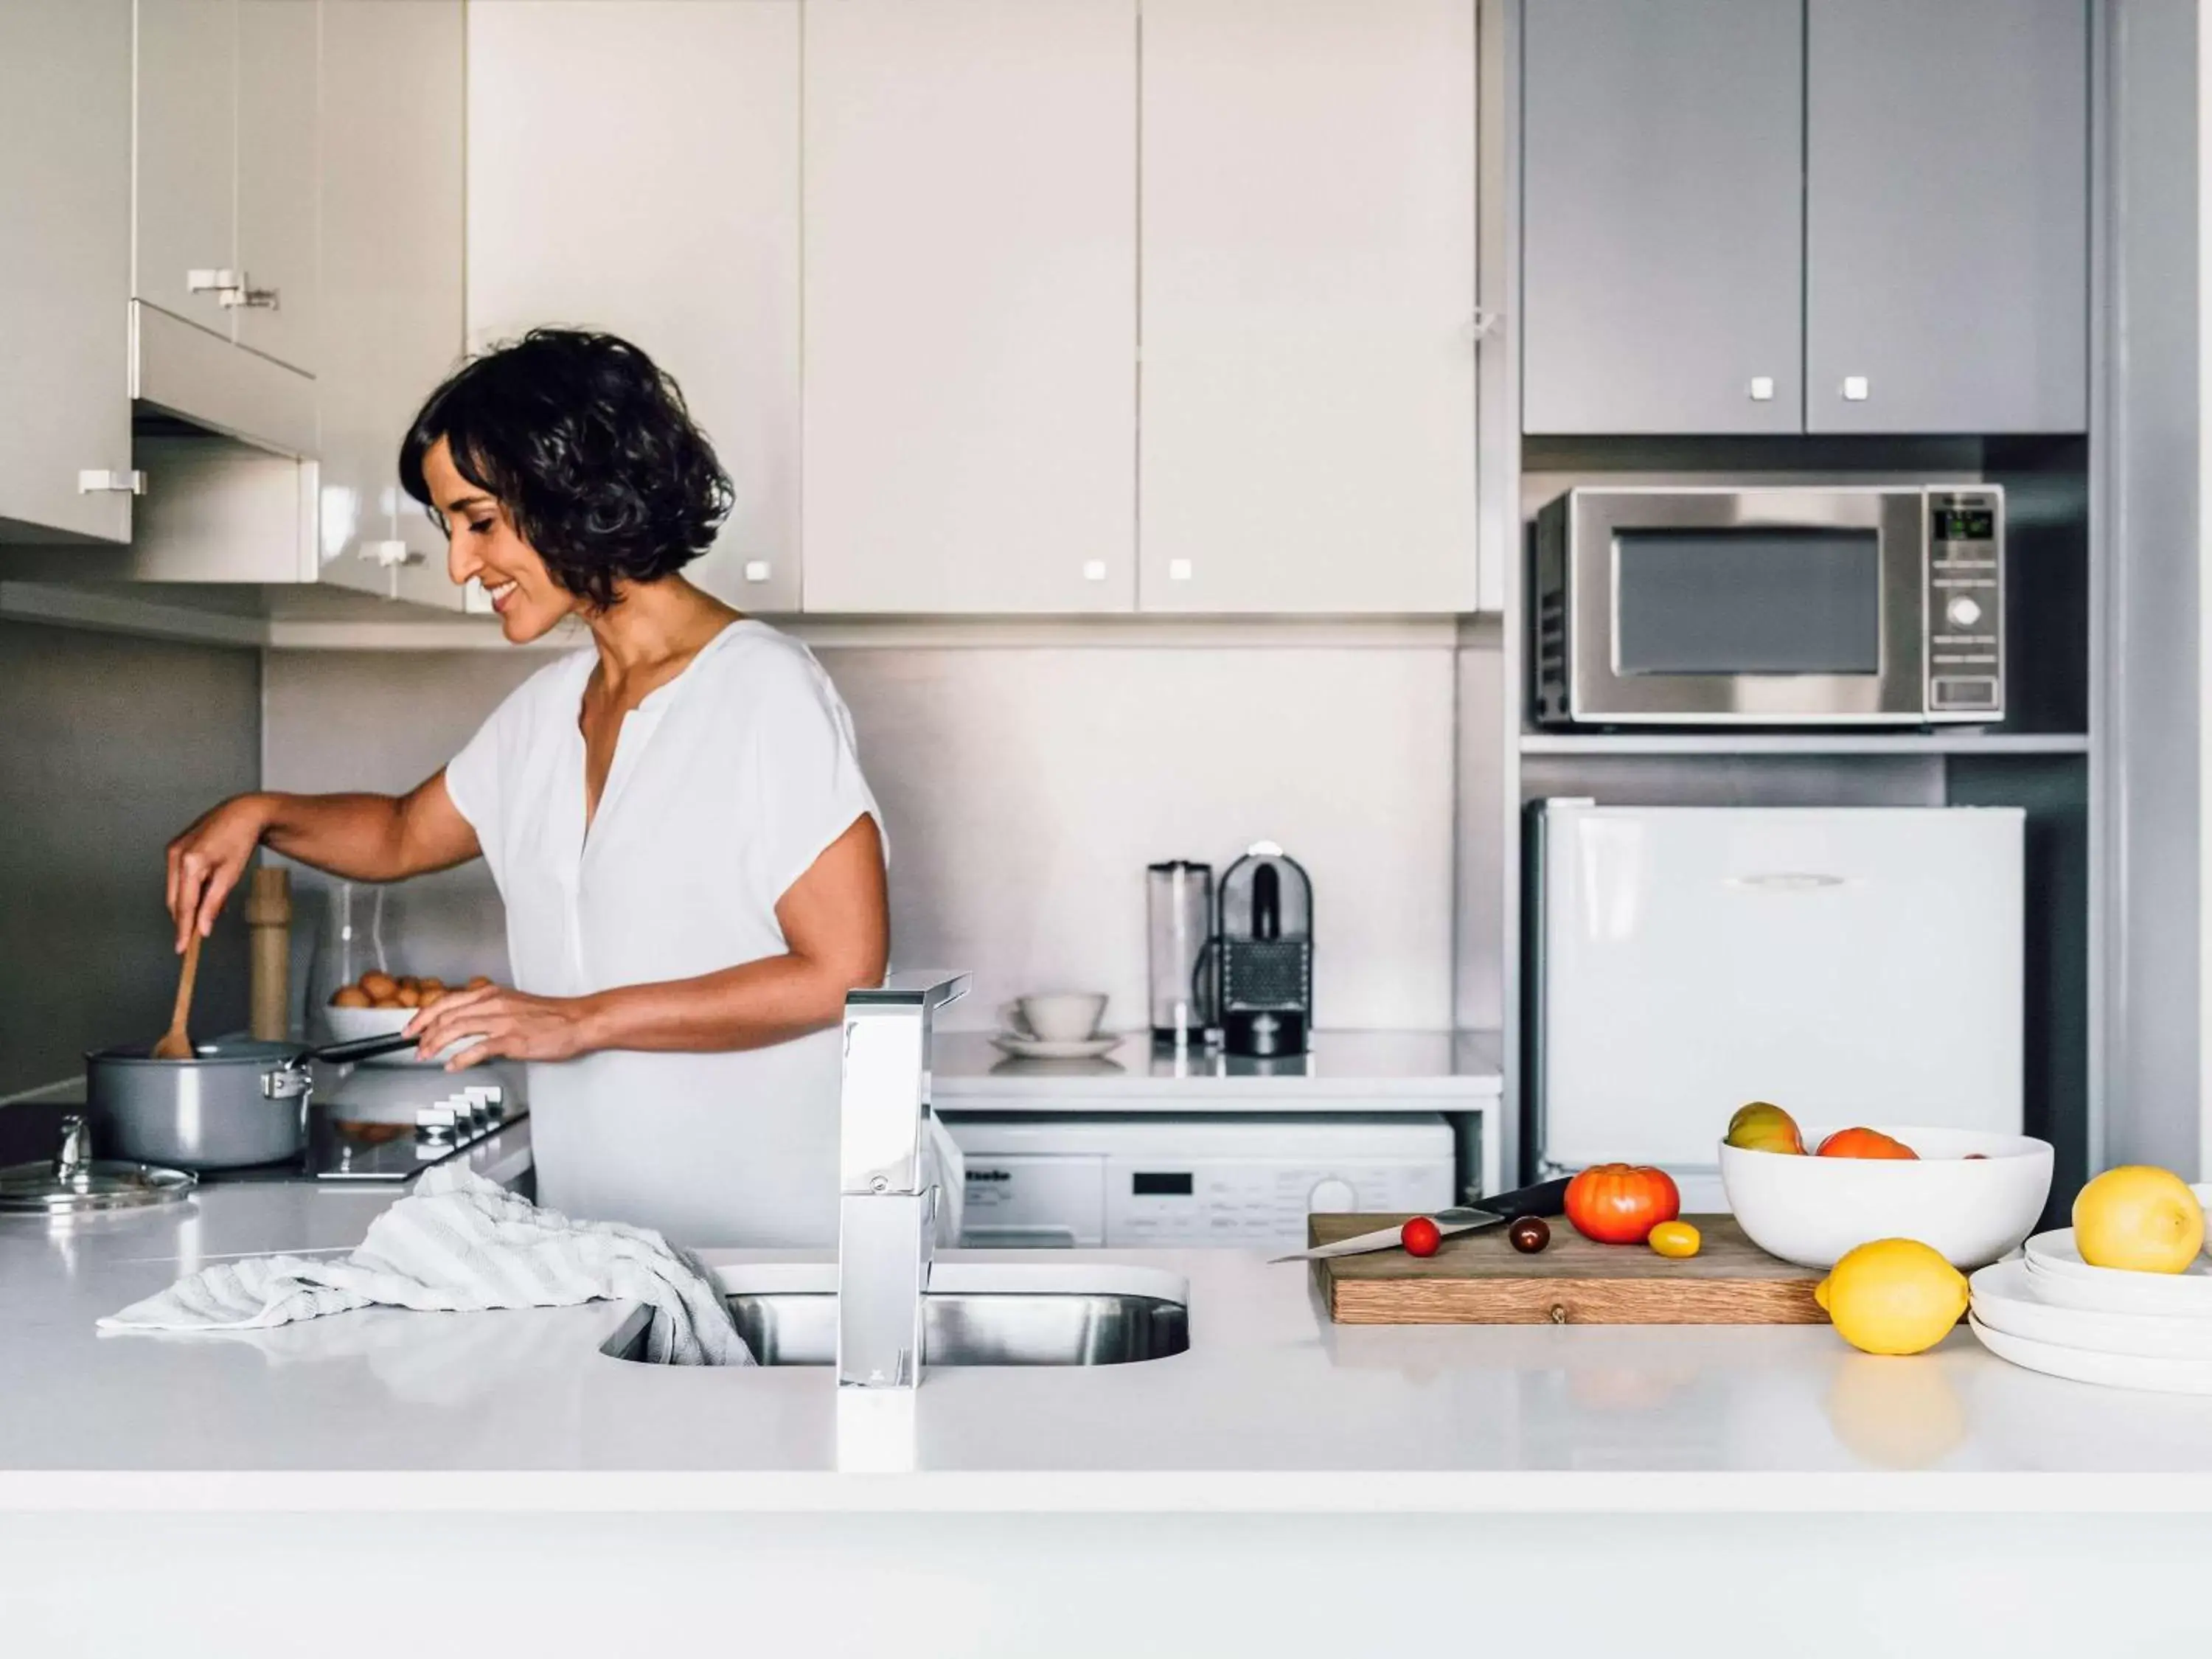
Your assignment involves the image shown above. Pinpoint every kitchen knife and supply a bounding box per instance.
[1270,1175,1574,1264]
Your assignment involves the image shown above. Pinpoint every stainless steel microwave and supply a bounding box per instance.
[1534,485,2005,726]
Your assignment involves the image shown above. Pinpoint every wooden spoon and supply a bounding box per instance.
[150,931,204,1060]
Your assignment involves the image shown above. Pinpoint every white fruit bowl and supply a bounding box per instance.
[1719,1127,2053,1270]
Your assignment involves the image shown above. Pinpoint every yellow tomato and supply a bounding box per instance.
[1648,1220,1701,1259]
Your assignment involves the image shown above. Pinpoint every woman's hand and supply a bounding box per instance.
[166,794,276,953]
[406,983,602,1071]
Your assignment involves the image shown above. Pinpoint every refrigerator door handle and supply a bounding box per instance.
[1723,872,1851,891]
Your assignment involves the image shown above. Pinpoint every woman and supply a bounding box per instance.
[165,329,888,1246]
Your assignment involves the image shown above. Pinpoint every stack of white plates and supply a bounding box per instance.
[1968,1186,2212,1392]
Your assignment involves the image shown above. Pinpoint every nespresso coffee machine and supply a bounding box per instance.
[1216,842,1312,1057]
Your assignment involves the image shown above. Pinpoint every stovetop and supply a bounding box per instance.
[205,1093,526,1183]
[213,1060,528,1183]
[13,1062,528,1186]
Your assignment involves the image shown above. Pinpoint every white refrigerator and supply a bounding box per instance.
[1532,801,2024,1211]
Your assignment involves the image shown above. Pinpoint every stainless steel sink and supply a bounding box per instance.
[599,1262,1190,1368]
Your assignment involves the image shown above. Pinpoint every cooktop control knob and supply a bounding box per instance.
[1307,1177,1357,1214]
[1946,595,1984,629]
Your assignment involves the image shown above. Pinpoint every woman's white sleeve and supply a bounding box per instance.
[442,692,509,852]
[748,658,884,905]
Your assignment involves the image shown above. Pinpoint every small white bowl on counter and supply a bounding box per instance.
[1719,1127,2053,1270]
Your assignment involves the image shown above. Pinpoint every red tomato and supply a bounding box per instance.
[1400,1216,1442,1257]
[1564,1164,1681,1245]
[1815,1127,1918,1161]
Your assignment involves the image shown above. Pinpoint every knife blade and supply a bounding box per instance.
[1270,1176,1573,1264]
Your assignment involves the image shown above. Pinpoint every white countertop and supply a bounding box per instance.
[7,1147,2212,1516]
[931,1028,1502,1105]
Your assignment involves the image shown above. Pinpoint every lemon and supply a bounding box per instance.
[2074,1166,2205,1273]
[1814,1239,1968,1356]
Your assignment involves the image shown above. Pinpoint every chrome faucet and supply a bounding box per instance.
[835,969,971,1390]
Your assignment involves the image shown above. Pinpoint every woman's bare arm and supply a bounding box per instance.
[406,813,888,1067]
[166,772,480,951]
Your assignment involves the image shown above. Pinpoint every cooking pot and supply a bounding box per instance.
[86,1032,418,1171]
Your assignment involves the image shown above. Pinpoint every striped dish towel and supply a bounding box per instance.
[99,1164,751,1366]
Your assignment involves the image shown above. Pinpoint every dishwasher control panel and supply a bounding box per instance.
[945,1113,1456,1253]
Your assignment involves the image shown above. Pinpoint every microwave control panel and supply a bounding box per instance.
[1925,487,2004,716]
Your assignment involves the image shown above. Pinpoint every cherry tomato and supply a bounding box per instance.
[1509,1215,1550,1254]
[1400,1216,1441,1257]
[1648,1220,1701,1259]
[1564,1164,1681,1245]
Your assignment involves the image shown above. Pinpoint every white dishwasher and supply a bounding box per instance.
[939,1113,1455,1252]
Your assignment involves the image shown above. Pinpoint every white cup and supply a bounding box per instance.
[1004,993,1109,1043]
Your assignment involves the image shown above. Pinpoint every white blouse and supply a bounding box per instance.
[445,619,881,1247]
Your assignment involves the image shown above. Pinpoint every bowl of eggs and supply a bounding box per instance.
[327,972,493,1065]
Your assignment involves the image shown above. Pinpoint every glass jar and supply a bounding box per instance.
[307,880,387,1037]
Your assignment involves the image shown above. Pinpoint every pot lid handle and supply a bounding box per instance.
[52,1116,89,1180]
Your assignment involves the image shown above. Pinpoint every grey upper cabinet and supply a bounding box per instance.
[1804,0,2088,434]
[0,0,134,543]
[1521,0,1804,436]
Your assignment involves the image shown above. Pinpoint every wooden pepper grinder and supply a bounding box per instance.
[246,866,293,1041]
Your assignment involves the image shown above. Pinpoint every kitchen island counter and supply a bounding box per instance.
[1,1159,2208,1512]
[8,1166,2212,1655]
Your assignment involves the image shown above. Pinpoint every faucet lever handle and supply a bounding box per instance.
[836,970,971,1197]
[845,970,973,1012]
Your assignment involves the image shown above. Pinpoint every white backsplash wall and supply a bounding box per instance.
[261,637,1458,1034]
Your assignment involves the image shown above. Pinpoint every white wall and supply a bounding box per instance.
[261,634,1461,1033]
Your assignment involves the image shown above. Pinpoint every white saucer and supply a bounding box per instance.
[1972,1259,2212,1359]
[2021,1227,2212,1317]
[990,1032,1119,1060]
[1969,1315,2212,1394]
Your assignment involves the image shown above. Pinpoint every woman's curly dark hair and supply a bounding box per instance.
[398,329,733,608]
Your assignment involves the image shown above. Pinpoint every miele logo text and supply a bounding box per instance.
[967,1169,1011,1183]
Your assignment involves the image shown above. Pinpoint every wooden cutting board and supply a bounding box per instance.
[1310,1214,1829,1326]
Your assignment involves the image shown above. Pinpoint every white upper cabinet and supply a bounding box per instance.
[0,0,134,543]
[130,0,318,456]
[317,0,464,605]
[232,0,320,377]
[1139,0,1479,613]
[133,0,237,340]
[801,0,1138,614]
[467,0,802,614]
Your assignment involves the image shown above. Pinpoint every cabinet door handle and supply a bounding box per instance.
[361,540,424,568]
[77,469,146,495]
[187,268,279,310]
[220,279,280,312]
[1747,376,1775,402]
[1841,375,1870,401]
[742,560,772,583]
